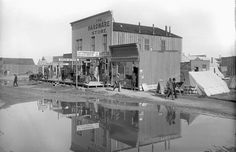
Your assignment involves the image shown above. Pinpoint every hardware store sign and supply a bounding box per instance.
[87,12,112,35]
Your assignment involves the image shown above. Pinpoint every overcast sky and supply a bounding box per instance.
[0,0,235,63]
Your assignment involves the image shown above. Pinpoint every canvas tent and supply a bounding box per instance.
[189,71,230,96]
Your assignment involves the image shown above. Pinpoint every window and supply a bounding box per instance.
[202,64,207,70]
[103,34,107,51]
[161,40,166,51]
[76,39,82,51]
[144,39,149,51]
[91,36,95,51]
[138,38,142,50]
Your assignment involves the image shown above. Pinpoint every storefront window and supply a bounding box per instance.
[76,39,82,51]
[91,36,95,51]
[138,38,142,50]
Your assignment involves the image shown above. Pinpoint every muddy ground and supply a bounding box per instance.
[0,79,235,119]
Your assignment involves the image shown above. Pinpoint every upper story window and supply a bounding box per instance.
[91,36,95,51]
[161,40,166,51]
[76,39,82,51]
[144,39,150,51]
[138,38,142,50]
[103,34,107,51]
[202,64,207,70]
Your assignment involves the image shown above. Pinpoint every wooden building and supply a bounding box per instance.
[219,56,236,77]
[71,10,182,90]
[0,57,37,75]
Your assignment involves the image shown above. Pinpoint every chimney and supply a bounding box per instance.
[165,26,168,36]
[152,24,155,35]
[169,26,171,35]
[138,22,141,33]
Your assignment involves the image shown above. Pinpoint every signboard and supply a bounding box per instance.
[76,123,99,131]
[77,51,99,58]
[59,58,79,62]
[77,51,110,58]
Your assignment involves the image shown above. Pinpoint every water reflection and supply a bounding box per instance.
[37,98,199,152]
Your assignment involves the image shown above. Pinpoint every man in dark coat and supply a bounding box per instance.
[13,74,18,87]
[172,78,177,98]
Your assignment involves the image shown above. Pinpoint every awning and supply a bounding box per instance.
[110,43,139,62]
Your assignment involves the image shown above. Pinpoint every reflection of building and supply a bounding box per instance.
[71,11,182,89]
[37,99,53,112]
[0,57,37,75]
[180,112,199,125]
[70,101,181,152]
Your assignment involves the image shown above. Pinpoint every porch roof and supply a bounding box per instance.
[109,43,139,62]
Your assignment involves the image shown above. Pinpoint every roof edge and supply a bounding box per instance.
[70,10,112,25]
[113,22,182,38]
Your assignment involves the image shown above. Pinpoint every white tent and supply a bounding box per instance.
[189,71,230,96]
[209,66,224,79]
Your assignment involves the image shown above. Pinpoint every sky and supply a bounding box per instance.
[0,0,235,63]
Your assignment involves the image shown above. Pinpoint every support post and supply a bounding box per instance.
[76,57,78,88]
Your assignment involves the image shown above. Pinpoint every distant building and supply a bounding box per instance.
[180,54,210,84]
[71,10,182,90]
[0,57,37,75]
[219,56,236,77]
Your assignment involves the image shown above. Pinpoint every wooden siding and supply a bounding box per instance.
[112,31,182,86]
[71,12,113,60]
[1,64,38,75]
[139,51,181,86]
[112,31,182,51]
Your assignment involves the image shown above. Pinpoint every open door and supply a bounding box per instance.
[133,66,139,88]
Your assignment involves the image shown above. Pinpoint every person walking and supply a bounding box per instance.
[166,78,174,100]
[172,78,177,99]
[13,74,18,87]
[113,73,121,92]
[131,72,136,91]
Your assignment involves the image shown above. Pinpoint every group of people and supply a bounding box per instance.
[165,78,177,100]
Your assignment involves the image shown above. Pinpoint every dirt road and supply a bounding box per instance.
[0,81,235,119]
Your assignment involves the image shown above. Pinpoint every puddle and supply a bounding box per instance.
[0,99,235,152]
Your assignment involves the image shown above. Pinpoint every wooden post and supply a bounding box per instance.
[75,57,78,88]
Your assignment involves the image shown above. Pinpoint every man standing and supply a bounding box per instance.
[113,73,121,92]
[166,78,174,100]
[13,74,18,87]
[172,78,177,98]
